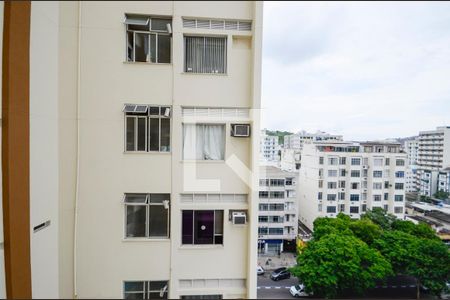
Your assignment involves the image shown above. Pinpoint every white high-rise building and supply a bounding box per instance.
[258,166,298,255]
[298,141,406,230]
[417,126,450,196]
[260,129,280,162]
[405,138,419,193]
[437,168,450,195]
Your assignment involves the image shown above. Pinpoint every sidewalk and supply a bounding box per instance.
[257,252,297,271]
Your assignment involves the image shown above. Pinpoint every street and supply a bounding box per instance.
[257,273,299,299]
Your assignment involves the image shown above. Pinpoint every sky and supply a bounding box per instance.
[261,1,450,141]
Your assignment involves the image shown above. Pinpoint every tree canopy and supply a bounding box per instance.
[290,211,450,298]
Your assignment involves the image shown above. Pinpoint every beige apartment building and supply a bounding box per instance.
[0,1,263,299]
[298,141,406,230]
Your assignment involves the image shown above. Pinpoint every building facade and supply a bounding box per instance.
[283,130,343,150]
[417,126,450,196]
[260,129,280,162]
[258,167,298,255]
[0,1,263,299]
[405,138,419,192]
[298,141,406,230]
[438,168,450,194]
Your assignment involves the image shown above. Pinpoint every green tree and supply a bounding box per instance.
[361,207,397,230]
[290,234,393,298]
[349,218,382,246]
[391,220,438,240]
[433,189,450,200]
[312,214,352,240]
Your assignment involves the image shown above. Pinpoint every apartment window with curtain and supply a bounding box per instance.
[184,36,227,74]
[182,124,225,160]
[182,210,223,245]
[124,105,171,152]
[125,15,172,63]
[124,194,170,238]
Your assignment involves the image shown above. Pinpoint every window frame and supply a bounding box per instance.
[181,210,224,246]
[183,35,228,74]
[125,15,172,64]
[182,123,226,161]
[124,193,170,239]
[124,105,172,153]
[123,280,169,299]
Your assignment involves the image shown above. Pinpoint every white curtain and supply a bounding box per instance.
[183,124,224,160]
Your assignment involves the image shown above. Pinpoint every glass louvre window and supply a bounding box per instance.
[270,179,285,186]
[124,105,171,152]
[351,170,360,177]
[124,194,170,238]
[395,183,404,190]
[182,210,223,245]
[350,206,359,214]
[268,228,283,235]
[339,157,346,165]
[269,191,284,199]
[373,171,383,178]
[182,124,225,160]
[125,15,172,63]
[268,204,284,211]
[184,36,227,73]
[396,159,405,166]
[327,206,336,213]
[395,195,404,201]
[124,281,168,299]
[351,158,361,165]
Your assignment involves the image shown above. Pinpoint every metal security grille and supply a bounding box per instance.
[184,36,227,74]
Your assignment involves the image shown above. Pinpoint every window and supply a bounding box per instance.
[339,181,346,188]
[259,179,269,186]
[318,204,322,212]
[125,15,171,63]
[259,204,268,211]
[327,194,336,201]
[259,191,268,199]
[394,207,404,214]
[268,204,284,211]
[340,169,346,177]
[327,182,337,189]
[318,192,323,200]
[338,192,345,200]
[184,36,227,73]
[350,194,360,201]
[373,171,383,178]
[374,158,383,166]
[384,205,389,211]
[269,191,284,199]
[125,105,171,152]
[361,204,367,212]
[182,210,223,245]
[339,204,345,212]
[395,183,404,190]
[384,193,389,201]
[373,182,382,190]
[259,216,268,223]
[351,182,359,189]
[384,181,390,189]
[270,179,285,186]
[268,228,283,235]
[328,157,338,165]
[124,281,168,299]
[319,157,324,165]
[258,227,268,235]
[395,171,405,178]
[351,170,360,177]
[319,169,323,177]
[182,124,225,160]
[339,157,346,165]
[124,194,170,238]
[318,180,323,188]
[350,206,359,214]
[181,295,222,300]
[395,195,404,202]
[385,158,390,166]
[286,178,294,185]
[396,159,405,166]
[326,206,336,213]
[351,158,361,165]
[373,195,382,201]
[328,170,338,177]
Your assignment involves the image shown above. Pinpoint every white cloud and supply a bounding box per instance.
[262,1,450,140]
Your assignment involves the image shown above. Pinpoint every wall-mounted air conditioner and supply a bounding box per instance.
[231,124,250,137]
[232,211,247,225]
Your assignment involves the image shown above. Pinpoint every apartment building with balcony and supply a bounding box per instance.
[258,167,298,255]
[0,1,262,299]
[437,168,450,195]
[260,129,280,162]
[298,141,406,230]
[417,126,450,196]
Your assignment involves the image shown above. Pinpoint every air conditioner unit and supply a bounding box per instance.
[231,124,250,137]
[232,212,247,225]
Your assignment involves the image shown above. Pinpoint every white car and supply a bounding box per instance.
[289,284,309,297]
[257,265,265,276]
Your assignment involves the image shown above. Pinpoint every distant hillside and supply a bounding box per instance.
[266,130,293,145]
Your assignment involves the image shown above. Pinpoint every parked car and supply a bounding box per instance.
[270,267,291,281]
[257,265,265,276]
[290,284,309,297]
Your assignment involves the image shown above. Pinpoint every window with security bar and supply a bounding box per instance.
[124,104,171,152]
[124,14,171,63]
[184,36,227,74]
